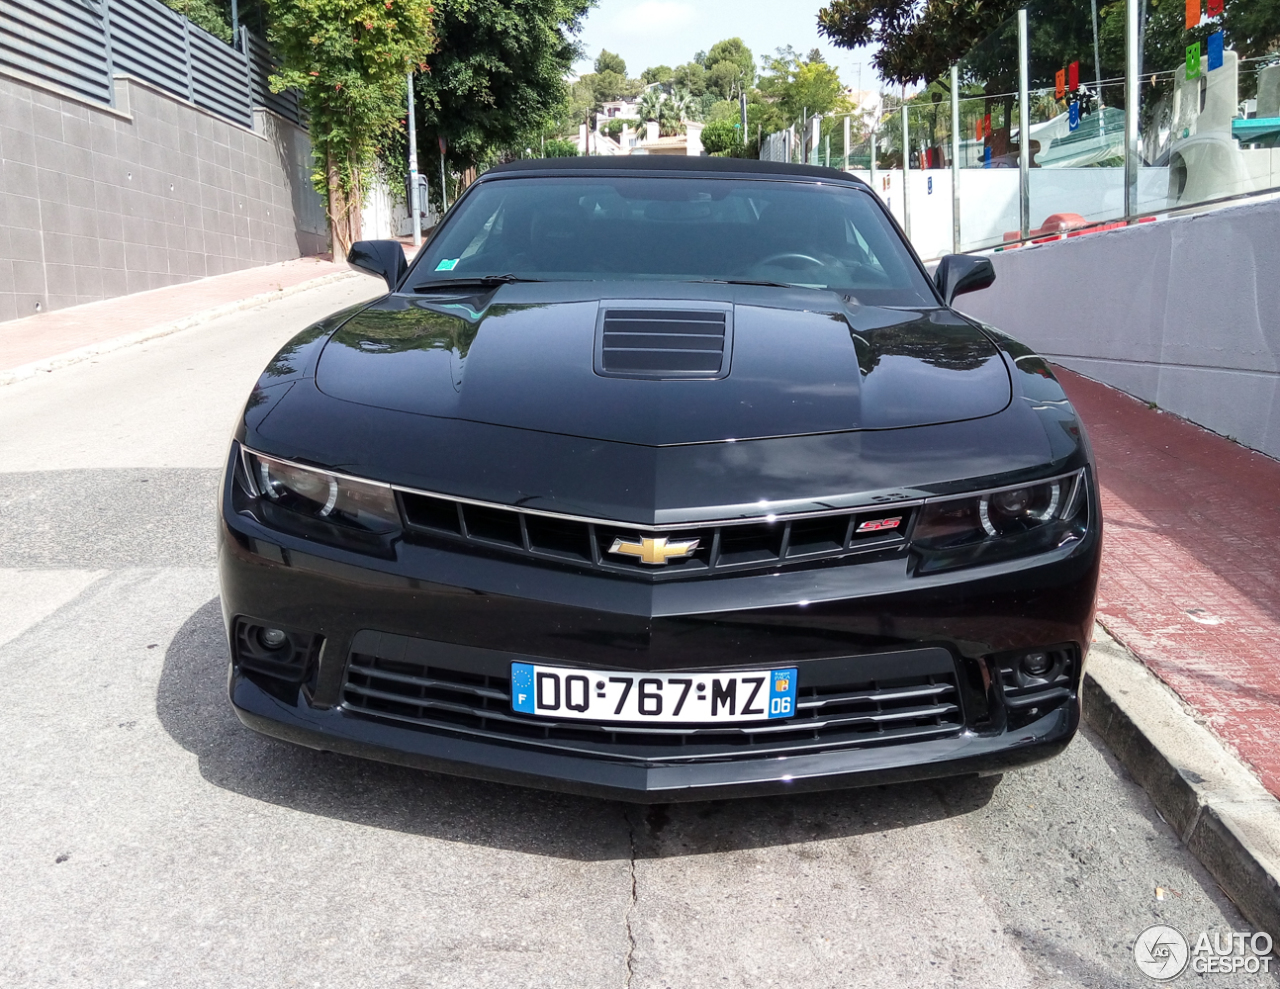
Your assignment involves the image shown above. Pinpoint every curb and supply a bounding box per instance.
[0,269,357,387]
[1085,627,1280,936]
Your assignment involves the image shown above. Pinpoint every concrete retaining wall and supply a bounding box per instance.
[959,196,1280,461]
[0,70,326,323]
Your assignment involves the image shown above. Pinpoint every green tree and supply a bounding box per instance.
[267,0,436,256]
[641,64,674,87]
[411,0,592,199]
[707,60,748,100]
[668,87,699,123]
[595,48,627,76]
[701,118,746,155]
[672,61,706,96]
[755,46,851,131]
[635,87,665,125]
[542,137,580,156]
[162,0,232,41]
[705,37,755,86]
[818,0,1022,86]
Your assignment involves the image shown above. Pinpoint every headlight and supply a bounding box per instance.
[912,470,1087,572]
[242,449,401,533]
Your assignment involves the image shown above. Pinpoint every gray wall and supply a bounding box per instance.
[0,70,326,323]
[959,196,1280,460]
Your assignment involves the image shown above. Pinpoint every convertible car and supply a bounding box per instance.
[219,156,1100,801]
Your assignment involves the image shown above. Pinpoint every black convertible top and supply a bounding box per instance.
[486,155,869,188]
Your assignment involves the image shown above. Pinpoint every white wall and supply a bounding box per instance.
[958,195,1280,460]
[852,167,1173,259]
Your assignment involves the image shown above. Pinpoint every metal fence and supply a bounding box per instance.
[0,0,301,128]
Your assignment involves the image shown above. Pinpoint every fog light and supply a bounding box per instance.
[259,627,288,650]
[1021,652,1052,677]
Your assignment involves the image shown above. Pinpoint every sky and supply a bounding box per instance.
[571,0,882,95]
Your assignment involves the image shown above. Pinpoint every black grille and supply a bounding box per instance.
[340,638,965,764]
[398,491,914,580]
[598,309,727,377]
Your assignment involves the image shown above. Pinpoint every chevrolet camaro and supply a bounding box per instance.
[219,156,1100,801]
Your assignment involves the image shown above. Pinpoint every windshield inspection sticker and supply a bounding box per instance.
[435,258,459,271]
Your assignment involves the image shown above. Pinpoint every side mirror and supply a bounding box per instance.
[347,240,407,292]
[934,254,996,306]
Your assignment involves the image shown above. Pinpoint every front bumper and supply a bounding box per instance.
[218,461,1099,801]
[232,671,1077,802]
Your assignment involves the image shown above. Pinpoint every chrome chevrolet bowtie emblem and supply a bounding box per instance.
[608,535,700,565]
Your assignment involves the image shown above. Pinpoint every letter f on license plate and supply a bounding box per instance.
[510,663,798,725]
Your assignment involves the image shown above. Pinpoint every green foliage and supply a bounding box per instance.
[635,87,663,122]
[267,0,436,197]
[755,46,852,132]
[818,0,1022,86]
[705,37,755,86]
[700,37,754,100]
[706,60,744,100]
[641,65,673,86]
[705,99,740,124]
[584,69,632,101]
[601,116,638,138]
[412,0,593,174]
[162,0,233,41]
[672,61,706,96]
[700,118,743,155]
[595,49,627,75]
[634,88,691,135]
[542,137,579,156]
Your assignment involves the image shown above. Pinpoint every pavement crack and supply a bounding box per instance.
[622,804,638,988]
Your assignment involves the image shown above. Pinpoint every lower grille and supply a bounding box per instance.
[340,638,965,764]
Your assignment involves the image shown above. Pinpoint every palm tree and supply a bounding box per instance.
[669,88,699,122]
[636,87,665,126]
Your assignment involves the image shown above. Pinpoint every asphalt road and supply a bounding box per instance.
[0,279,1273,988]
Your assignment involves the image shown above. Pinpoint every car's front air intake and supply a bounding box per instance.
[339,633,966,764]
[598,309,728,377]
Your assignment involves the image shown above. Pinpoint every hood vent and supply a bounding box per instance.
[596,308,731,379]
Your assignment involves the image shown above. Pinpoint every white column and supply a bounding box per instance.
[407,72,420,247]
[951,64,961,254]
[1124,0,1140,219]
[901,105,911,239]
[1018,7,1031,240]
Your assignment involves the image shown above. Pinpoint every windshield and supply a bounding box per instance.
[405,175,939,307]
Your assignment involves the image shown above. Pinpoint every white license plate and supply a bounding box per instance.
[510,663,798,724]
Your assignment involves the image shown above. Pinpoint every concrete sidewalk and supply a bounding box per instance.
[0,256,353,381]
[1058,368,1280,801]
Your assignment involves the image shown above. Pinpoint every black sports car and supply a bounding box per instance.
[219,157,1100,801]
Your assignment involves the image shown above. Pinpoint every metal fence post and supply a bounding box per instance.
[901,104,911,239]
[1017,7,1031,240]
[97,0,118,107]
[951,64,960,254]
[843,114,850,170]
[407,72,420,248]
[870,125,877,192]
[1124,0,1140,220]
[180,15,196,102]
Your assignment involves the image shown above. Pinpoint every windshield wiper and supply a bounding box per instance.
[691,278,804,289]
[413,274,543,291]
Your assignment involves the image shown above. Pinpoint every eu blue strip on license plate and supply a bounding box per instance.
[510,663,798,724]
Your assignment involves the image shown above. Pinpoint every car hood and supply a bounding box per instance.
[312,282,1010,447]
